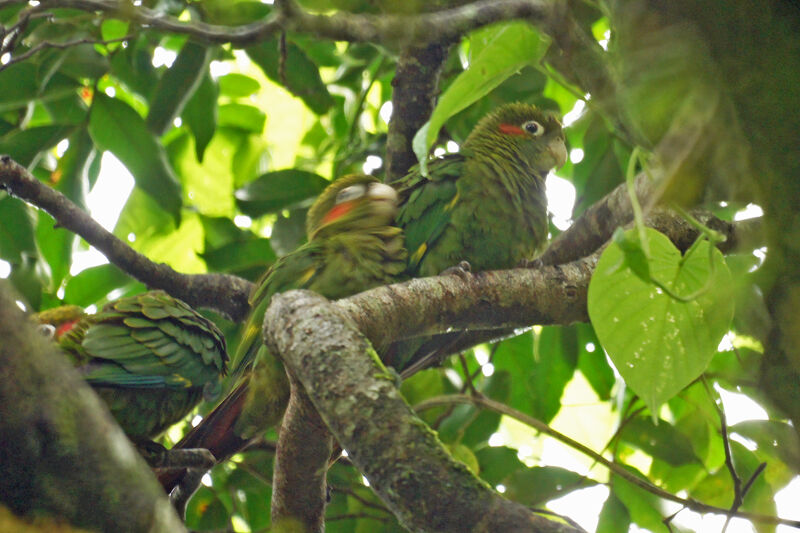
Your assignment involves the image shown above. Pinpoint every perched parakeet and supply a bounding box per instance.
[159,174,407,490]
[388,103,567,370]
[396,102,567,277]
[35,291,228,444]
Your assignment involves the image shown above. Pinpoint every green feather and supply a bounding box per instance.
[39,290,229,440]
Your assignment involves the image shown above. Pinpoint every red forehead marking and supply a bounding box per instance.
[56,319,80,339]
[498,123,526,136]
[321,201,355,225]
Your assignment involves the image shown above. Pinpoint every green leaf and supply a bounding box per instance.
[576,324,615,400]
[234,169,328,217]
[218,73,261,98]
[597,493,630,533]
[218,103,266,133]
[36,214,74,291]
[182,72,218,162]
[493,329,575,423]
[611,466,669,532]
[201,238,276,275]
[246,38,334,115]
[731,420,800,475]
[89,93,183,223]
[619,417,700,466]
[505,466,597,506]
[271,207,308,256]
[109,37,160,100]
[474,446,526,486]
[184,486,230,531]
[53,128,95,210]
[166,129,235,217]
[0,194,37,262]
[101,19,129,42]
[412,21,549,174]
[63,264,133,307]
[0,62,80,112]
[0,125,73,167]
[48,44,110,80]
[588,228,734,413]
[147,41,212,135]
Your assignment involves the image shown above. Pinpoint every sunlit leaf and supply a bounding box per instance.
[246,38,334,115]
[147,41,212,135]
[413,21,549,174]
[234,169,328,217]
[89,93,183,223]
[588,228,734,414]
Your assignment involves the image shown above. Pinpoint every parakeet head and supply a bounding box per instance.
[307,174,399,239]
[463,102,567,175]
[33,305,85,340]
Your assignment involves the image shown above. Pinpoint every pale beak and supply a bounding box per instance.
[549,137,568,169]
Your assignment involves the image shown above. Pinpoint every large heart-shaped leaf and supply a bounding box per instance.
[588,227,733,414]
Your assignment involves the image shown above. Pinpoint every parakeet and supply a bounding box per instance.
[396,102,567,277]
[389,102,567,369]
[35,291,229,444]
[159,174,407,492]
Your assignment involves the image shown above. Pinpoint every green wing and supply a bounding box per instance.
[69,291,228,392]
[231,242,324,376]
[395,153,464,275]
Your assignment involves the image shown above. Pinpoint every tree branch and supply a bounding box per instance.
[271,374,332,532]
[0,282,186,532]
[263,290,584,533]
[385,42,451,182]
[27,0,555,48]
[0,156,253,321]
[415,394,800,529]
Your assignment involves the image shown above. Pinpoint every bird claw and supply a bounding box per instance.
[518,257,543,269]
[440,261,472,280]
[143,443,216,470]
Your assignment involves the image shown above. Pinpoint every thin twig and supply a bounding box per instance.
[0,34,133,71]
[0,156,254,320]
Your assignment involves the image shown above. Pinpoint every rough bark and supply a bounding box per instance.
[264,290,583,533]
[271,376,332,533]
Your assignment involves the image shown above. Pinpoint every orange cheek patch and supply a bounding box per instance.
[498,123,526,136]
[321,201,355,224]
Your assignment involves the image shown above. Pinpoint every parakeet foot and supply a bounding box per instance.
[440,261,472,280]
[518,257,543,269]
[138,440,216,470]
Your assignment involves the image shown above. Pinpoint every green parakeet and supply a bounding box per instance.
[35,291,229,443]
[396,102,567,277]
[159,174,407,491]
[389,102,567,369]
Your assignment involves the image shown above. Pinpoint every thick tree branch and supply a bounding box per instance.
[385,42,450,182]
[264,290,583,533]
[0,156,253,321]
[541,172,757,266]
[271,375,332,532]
[27,0,554,48]
[0,282,186,532]
[342,256,594,352]
[340,208,752,359]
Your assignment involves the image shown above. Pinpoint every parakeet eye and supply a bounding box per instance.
[522,120,544,137]
[37,323,56,339]
[335,184,367,204]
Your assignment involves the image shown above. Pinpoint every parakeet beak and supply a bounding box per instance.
[367,182,399,219]
[549,137,568,169]
[367,182,398,203]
